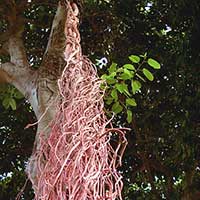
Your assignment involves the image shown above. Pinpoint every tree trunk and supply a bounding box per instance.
[0,1,68,190]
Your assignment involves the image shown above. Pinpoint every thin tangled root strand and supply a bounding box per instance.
[27,2,127,200]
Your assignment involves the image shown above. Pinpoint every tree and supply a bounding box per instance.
[0,0,199,199]
[0,0,70,189]
[1,1,128,199]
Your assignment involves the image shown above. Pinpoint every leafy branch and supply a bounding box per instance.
[101,53,161,123]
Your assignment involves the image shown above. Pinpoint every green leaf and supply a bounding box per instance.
[9,98,16,110]
[124,69,133,77]
[131,80,142,94]
[101,74,108,80]
[105,97,113,105]
[100,82,106,90]
[123,64,135,70]
[107,79,116,85]
[129,55,140,63]
[2,97,10,109]
[142,68,154,81]
[101,73,116,84]
[147,58,161,69]
[108,62,117,73]
[127,110,133,123]
[116,67,123,73]
[111,89,118,101]
[120,73,131,80]
[112,102,123,114]
[120,68,134,80]
[107,72,116,84]
[139,52,147,58]
[109,72,116,78]
[115,83,124,93]
[115,83,130,95]
[14,91,24,99]
[126,98,137,106]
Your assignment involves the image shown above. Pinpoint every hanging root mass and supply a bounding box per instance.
[27,2,127,200]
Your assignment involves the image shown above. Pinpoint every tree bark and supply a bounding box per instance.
[0,0,68,190]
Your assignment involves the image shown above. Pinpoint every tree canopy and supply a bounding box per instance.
[0,0,199,199]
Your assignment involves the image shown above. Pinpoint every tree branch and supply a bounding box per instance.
[0,0,28,65]
[38,1,67,83]
[0,62,15,83]
[0,61,39,115]
[8,34,29,67]
[35,1,68,132]
[44,1,67,57]
[0,0,40,117]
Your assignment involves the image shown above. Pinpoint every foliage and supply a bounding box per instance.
[0,99,35,199]
[0,84,24,110]
[101,54,160,123]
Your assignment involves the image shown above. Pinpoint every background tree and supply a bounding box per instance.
[0,0,199,199]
